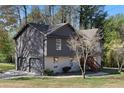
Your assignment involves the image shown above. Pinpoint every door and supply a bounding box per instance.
[17,57,27,71]
[29,58,43,74]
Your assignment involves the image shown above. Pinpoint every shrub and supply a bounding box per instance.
[62,66,71,73]
[44,69,54,76]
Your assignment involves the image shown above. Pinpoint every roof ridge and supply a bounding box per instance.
[13,23,73,39]
[46,23,69,35]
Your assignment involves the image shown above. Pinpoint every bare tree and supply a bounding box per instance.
[42,5,56,25]
[16,6,22,26]
[68,29,102,79]
[109,44,124,73]
[116,48,124,73]
[113,24,124,73]
[119,24,124,42]
[109,26,124,73]
[22,5,28,24]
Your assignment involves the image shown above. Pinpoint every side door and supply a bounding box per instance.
[17,57,27,71]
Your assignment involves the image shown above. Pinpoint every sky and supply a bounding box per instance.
[40,5,124,17]
[105,5,124,17]
[22,5,124,19]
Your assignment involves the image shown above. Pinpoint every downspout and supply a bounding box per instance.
[43,37,45,70]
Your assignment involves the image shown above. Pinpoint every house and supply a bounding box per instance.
[13,23,102,74]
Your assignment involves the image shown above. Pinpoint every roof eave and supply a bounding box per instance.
[13,24,29,40]
[13,23,46,40]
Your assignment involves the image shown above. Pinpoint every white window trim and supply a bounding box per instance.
[56,39,62,50]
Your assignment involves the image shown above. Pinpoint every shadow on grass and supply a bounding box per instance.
[10,76,52,80]
[11,77,34,80]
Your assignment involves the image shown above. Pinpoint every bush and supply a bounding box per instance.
[44,69,54,76]
[62,66,71,73]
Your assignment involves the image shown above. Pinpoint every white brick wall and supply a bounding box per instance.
[45,56,80,73]
[44,55,102,73]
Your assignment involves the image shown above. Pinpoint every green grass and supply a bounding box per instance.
[0,74,124,88]
[0,64,124,88]
[0,63,15,73]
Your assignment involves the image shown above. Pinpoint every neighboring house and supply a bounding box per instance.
[13,23,102,74]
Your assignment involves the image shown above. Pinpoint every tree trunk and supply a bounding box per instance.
[51,5,55,25]
[79,6,85,30]
[80,56,86,79]
[82,72,85,79]
[16,6,22,26]
[23,5,27,24]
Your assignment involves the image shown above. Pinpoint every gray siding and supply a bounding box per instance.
[15,23,76,74]
[47,37,75,57]
[47,24,75,57]
[48,24,75,37]
[15,26,44,73]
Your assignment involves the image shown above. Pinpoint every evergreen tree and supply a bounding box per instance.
[79,5,107,29]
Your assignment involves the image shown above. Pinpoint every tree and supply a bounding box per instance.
[22,5,28,24]
[111,45,124,73]
[0,28,14,63]
[103,14,124,67]
[42,5,56,25]
[0,6,18,63]
[15,6,22,26]
[68,29,102,79]
[78,5,107,29]
[114,21,124,73]
[53,6,79,29]
[0,6,19,31]
[27,6,42,23]
[119,23,124,42]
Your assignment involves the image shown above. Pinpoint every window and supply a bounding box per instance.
[53,57,59,63]
[53,57,58,68]
[17,57,26,71]
[56,39,62,50]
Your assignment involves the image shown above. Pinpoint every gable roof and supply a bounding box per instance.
[13,23,75,40]
[29,23,49,34]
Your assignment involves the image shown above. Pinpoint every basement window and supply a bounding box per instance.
[56,39,62,50]
[53,57,58,68]
[53,57,59,63]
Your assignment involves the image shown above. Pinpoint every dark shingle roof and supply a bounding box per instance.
[13,23,71,39]
[46,23,68,35]
[29,23,49,34]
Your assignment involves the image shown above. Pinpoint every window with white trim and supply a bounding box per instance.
[56,39,62,50]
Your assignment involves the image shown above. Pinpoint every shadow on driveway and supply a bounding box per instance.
[54,67,120,77]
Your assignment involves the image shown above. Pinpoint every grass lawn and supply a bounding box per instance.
[0,64,123,88]
[0,73,124,88]
[0,63,15,73]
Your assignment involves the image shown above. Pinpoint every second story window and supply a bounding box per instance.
[56,39,62,50]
